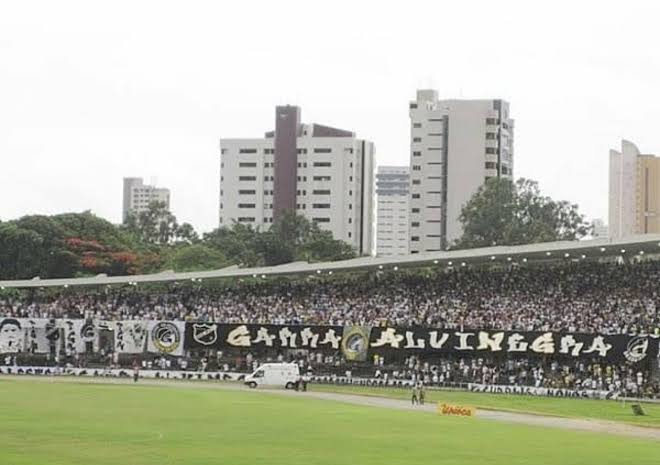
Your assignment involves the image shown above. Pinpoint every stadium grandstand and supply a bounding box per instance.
[2,235,660,398]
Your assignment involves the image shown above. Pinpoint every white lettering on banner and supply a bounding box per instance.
[227,325,251,347]
[371,328,404,348]
[477,331,504,351]
[531,333,555,354]
[319,329,341,349]
[252,327,276,346]
[300,328,319,348]
[404,331,425,349]
[454,332,475,350]
[584,336,612,357]
[507,333,528,352]
[428,331,449,349]
[559,335,584,356]
[278,327,297,347]
[468,383,618,400]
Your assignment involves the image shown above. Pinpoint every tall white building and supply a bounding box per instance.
[122,177,170,221]
[219,106,374,255]
[408,90,514,253]
[609,140,660,238]
[591,218,609,238]
[376,166,409,257]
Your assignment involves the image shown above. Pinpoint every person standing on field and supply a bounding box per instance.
[132,359,140,383]
[418,382,425,405]
[411,383,419,405]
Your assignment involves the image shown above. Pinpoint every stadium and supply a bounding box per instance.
[2,235,660,464]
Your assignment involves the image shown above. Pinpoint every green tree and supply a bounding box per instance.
[165,244,228,272]
[456,178,591,249]
[203,211,356,267]
[0,223,46,279]
[202,223,263,267]
[123,201,179,245]
[174,222,199,244]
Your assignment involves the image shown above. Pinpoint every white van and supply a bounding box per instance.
[244,363,300,389]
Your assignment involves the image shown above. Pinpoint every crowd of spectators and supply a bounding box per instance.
[2,260,659,335]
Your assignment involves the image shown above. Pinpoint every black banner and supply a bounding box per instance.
[185,323,344,352]
[183,323,659,365]
[368,327,659,365]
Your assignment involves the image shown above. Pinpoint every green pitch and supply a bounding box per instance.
[0,378,658,465]
[313,384,660,427]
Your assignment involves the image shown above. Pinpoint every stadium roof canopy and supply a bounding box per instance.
[2,234,660,289]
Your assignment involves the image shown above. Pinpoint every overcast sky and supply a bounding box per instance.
[2,0,659,233]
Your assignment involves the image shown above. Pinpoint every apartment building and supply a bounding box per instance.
[219,106,374,255]
[376,166,409,256]
[122,177,170,221]
[609,140,660,237]
[408,90,514,253]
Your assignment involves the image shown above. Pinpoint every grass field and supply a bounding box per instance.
[1,378,659,465]
[313,384,660,427]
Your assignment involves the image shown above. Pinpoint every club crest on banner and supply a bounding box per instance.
[152,322,181,354]
[192,323,218,346]
[341,326,371,362]
[624,336,649,363]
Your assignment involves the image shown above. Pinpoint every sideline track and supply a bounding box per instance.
[2,375,660,441]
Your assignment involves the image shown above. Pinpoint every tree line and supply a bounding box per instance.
[0,204,355,280]
[0,177,590,280]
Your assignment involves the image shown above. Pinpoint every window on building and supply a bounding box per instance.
[239,148,257,154]
[412,165,421,171]
[313,162,331,168]
[412,194,420,199]
[313,176,331,181]
[264,148,274,154]
[297,148,308,154]
[238,203,256,208]
[348,218,352,224]
[220,148,228,154]
[485,147,497,154]
[412,151,421,157]
[411,222,420,227]
[238,189,256,195]
[313,189,331,195]
[312,217,331,223]
[502,166,509,175]
[239,162,257,168]
[413,122,422,128]
[410,103,418,109]
[413,137,422,142]
[486,118,499,125]
[239,176,257,181]
[345,148,354,154]
[486,132,497,139]
[312,203,331,209]
[485,162,497,169]
[238,217,255,222]
[314,148,332,153]
[411,236,420,241]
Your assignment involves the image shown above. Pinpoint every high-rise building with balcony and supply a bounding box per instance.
[219,106,375,255]
[408,90,514,253]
